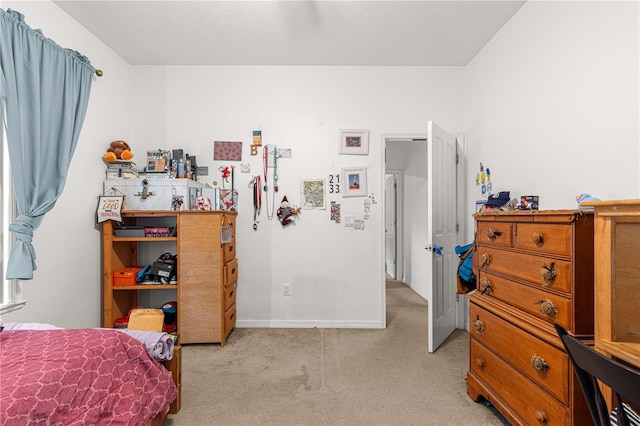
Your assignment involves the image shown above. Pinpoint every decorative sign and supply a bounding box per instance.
[221,225,233,244]
[97,196,124,223]
[328,174,341,194]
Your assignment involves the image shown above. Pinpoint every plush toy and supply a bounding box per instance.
[103,140,134,163]
[196,196,212,211]
[277,196,301,227]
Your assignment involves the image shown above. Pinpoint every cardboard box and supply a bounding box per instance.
[113,267,143,286]
[103,178,203,210]
[127,308,164,332]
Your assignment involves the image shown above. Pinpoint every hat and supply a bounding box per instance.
[486,191,510,207]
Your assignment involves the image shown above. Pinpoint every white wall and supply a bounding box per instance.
[464,0,639,241]
[131,66,464,327]
[2,0,134,327]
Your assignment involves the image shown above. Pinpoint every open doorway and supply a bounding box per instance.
[383,136,429,300]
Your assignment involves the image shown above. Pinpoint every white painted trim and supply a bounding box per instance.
[379,133,387,329]
[237,320,385,329]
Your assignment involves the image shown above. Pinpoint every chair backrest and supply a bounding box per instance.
[554,323,640,426]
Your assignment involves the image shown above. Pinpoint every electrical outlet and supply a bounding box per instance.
[282,283,291,296]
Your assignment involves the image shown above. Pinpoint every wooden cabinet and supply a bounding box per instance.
[467,210,594,425]
[102,210,237,346]
[583,199,640,407]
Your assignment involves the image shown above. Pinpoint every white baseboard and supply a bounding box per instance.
[236,319,385,329]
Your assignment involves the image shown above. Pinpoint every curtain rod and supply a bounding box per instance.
[95,70,103,77]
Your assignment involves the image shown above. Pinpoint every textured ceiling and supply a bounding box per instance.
[52,0,526,66]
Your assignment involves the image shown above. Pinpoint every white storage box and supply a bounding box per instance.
[103,177,203,210]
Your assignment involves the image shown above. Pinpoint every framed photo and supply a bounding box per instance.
[338,129,369,155]
[342,167,367,198]
[301,179,326,209]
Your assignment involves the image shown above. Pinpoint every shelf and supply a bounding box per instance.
[113,284,177,290]
[112,236,177,242]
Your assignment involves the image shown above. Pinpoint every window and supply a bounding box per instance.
[1,121,26,314]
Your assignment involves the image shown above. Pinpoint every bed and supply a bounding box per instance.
[0,327,178,425]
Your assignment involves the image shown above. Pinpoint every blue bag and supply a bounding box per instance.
[455,243,476,293]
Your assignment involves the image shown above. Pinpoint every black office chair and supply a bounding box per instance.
[554,323,640,426]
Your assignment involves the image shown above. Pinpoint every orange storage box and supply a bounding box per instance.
[113,267,143,286]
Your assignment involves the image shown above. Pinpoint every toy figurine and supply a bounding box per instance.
[276,196,301,227]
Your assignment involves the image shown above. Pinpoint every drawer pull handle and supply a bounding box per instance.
[475,358,485,369]
[539,261,556,283]
[486,228,502,240]
[479,252,491,268]
[535,299,558,318]
[530,354,549,372]
[531,233,544,244]
[473,316,484,336]
[534,409,547,423]
[479,277,492,295]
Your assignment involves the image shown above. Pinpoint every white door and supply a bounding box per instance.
[384,173,397,279]
[427,121,458,353]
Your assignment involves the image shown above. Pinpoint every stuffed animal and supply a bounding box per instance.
[103,140,134,163]
[277,196,301,227]
[196,196,212,211]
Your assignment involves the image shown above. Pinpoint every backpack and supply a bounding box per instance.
[455,243,476,294]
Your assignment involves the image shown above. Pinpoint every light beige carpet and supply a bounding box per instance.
[164,279,506,425]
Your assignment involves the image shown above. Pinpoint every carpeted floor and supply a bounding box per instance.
[164,279,507,425]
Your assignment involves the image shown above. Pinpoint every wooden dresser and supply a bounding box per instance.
[102,210,237,346]
[467,210,594,425]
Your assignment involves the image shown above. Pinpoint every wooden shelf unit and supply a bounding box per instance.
[582,199,640,407]
[102,210,238,346]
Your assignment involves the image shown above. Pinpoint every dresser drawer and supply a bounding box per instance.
[223,237,236,264]
[477,272,572,329]
[224,258,238,287]
[516,223,571,256]
[224,303,236,337]
[224,280,236,311]
[470,303,569,404]
[476,222,513,247]
[470,339,570,425]
[475,247,572,294]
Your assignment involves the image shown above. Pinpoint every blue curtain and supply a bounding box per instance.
[0,9,95,279]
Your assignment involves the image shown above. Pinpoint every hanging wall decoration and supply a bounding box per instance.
[214,141,243,161]
[331,201,341,223]
[338,129,369,155]
[276,196,301,227]
[96,195,124,223]
[341,166,368,197]
[475,162,492,196]
[301,179,326,209]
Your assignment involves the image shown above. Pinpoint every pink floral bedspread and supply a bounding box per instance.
[0,328,177,425]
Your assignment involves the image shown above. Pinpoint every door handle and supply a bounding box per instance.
[425,245,443,255]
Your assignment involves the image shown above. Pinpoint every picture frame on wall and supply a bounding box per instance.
[301,178,327,209]
[342,167,367,197]
[338,129,369,155]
